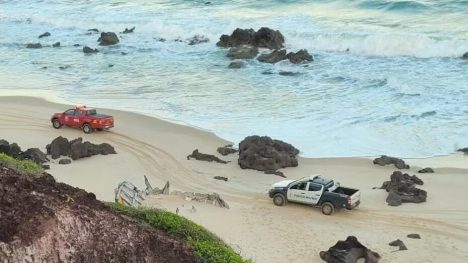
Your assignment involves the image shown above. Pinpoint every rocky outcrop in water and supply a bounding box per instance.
[319,236,381,263]
[373,155,409,169]
[0,167,197,262]
[52,42,60,47]
[217,145,238,156]
[187,149,229,164]
[238,135,299,171]
[38,32,50,38]
[287,49,313,64]
[98,32,119,45]
[122,27,135,34]
[26,43,42,49]
[83,46,99,53]
[88,28,99,33]
[457,147,468,154]
[0,139,48,164]
[46,136,116,160]
[217,27,284,50]
[380,171,426,206]
[188,34,209,45]
[228,61,245,69]
[227,45,258,59]
[462,52,468,59]
[257,49,287,63]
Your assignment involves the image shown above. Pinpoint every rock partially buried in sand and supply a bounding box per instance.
[58,158,71,165]
[373,155,409,169]
[26,43,42,49]
[217,145,238,156]
[287,49,313,64]
[187,149,229,164]
[238,135,299,172]
[227,45,258,59]
[264,170,286,178]
[83,46,99,54]
[38,32,51,38]
[98,32,119,46]
[257,49,287,64]
[407,233,421,239]
[320,236,381,263]
[389,239,407,251]
[380,171,426,206]
[213,176,228,181]
[418,167,434,173]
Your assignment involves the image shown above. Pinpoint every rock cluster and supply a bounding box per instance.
[373,155,409,169]
[238,135,299,172]
[217,27,284,50]
[188,34,209,45]
[380,171,426,206]
[0,139,48,164]
[46,136,116,160]
[319,236,381,263]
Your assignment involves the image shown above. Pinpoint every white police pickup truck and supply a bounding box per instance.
[268,175,361,215]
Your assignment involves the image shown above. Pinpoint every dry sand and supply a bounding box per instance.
[1,96,467,263]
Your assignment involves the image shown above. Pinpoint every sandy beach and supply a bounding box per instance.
[1,96,467,263]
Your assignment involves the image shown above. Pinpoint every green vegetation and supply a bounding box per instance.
[0,152,43,175]
[110,203,249,263]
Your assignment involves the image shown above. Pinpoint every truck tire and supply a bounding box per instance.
[321,202,335,216]
[52,118,62,129]
[273,193,286,206]
[82,123,92,134]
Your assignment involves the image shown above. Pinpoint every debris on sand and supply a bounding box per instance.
[320,236,381,263]
[187,149,229,164]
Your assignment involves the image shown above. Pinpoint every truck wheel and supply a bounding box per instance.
[82,123,92,134]
[52,118,62,129]
[321,202,335,216]
[273,193,286,206]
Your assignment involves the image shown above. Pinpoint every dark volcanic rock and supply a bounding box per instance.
[187,149,228,164]
[41,164,50,170]
[389,239,407,251]
[287,49,313,64]
[122,27,135,34]
[58,65,70,70]
[58,158,71,165]
[462,52,468,59]
[228,61,245,69]
[457,147,468,154]
[52,42,60,47]
[279,71,300,76]
[216,28,255,47]
[227,45,258,59]
[373,155,409,169]
[238,135,299,171]
[20,148,49,164]
[320,236,381,263]
[98,32,119,46]
[0,167,197,262]
[188,34,209,45]
[407,233,421,239]
[380,171,426,206]
[73,44,81,47]
[83,46,99,53]
[47,136,70,159]
[26,43,42,49]
[38,32,51,38]
[0,140,22,159]
[213,176,228,181]
[264,170,286,178]
[88,28,99,32]
[47,136,115,160]
[418,167,434,173]
[257,49,287,63]
[217,145,238,156]
[252,27,285,50]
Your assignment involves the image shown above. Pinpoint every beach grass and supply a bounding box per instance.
[109,203,249,263]
[0,152,43,176]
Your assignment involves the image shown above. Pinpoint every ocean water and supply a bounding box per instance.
[0,0,467,157]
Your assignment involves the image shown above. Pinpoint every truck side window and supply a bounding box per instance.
[64,109,74,115]
[291,182,307,190]
[74,110,84,116]
[308,184,321,191]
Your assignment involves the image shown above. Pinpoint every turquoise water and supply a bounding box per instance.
[0,0,467,157]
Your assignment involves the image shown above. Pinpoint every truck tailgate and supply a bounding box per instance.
[349,190,361,206]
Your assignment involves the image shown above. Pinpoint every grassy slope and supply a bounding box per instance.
[110,203,249,263]
[0,152,43,175]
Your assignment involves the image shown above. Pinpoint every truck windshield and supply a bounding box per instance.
[87,109,97,115]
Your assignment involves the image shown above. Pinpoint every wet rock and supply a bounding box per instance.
[26,43,42,49]
[188,34,209,45]
[213,176,228,181]
[108,64,114,68]
[216,28,255,47]
[122,27,135,34]
[83,46,99,54]
[238,135,299,171]
[418,167,434,173]
[253,27,285,50]
[462,52,468,59]
[257,49,287,63]
[320,236,381,263]
[73,44,81,47]
[457,147,468,154]
[98,32,119,46]
[228,61,245,69]
[287,49,313,64]
[279,71,300,76]
[58,65,70,70]
[187,149,228,164]
[155,37,166,42]
[52,42,60,48]
[380,171,426,206]
[407,233,421,239]
[20,148,49,164]
[217,145,238,156]
[88,28,99,32]
[389,239,407,251]
[264,170,286,178]
[227,45,258,59]
[121,52,128,55]
[373,155,409,169]
[58,158,71,165]
[38,32,51,38]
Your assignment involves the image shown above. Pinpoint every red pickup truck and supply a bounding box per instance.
[51,105,114,133]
